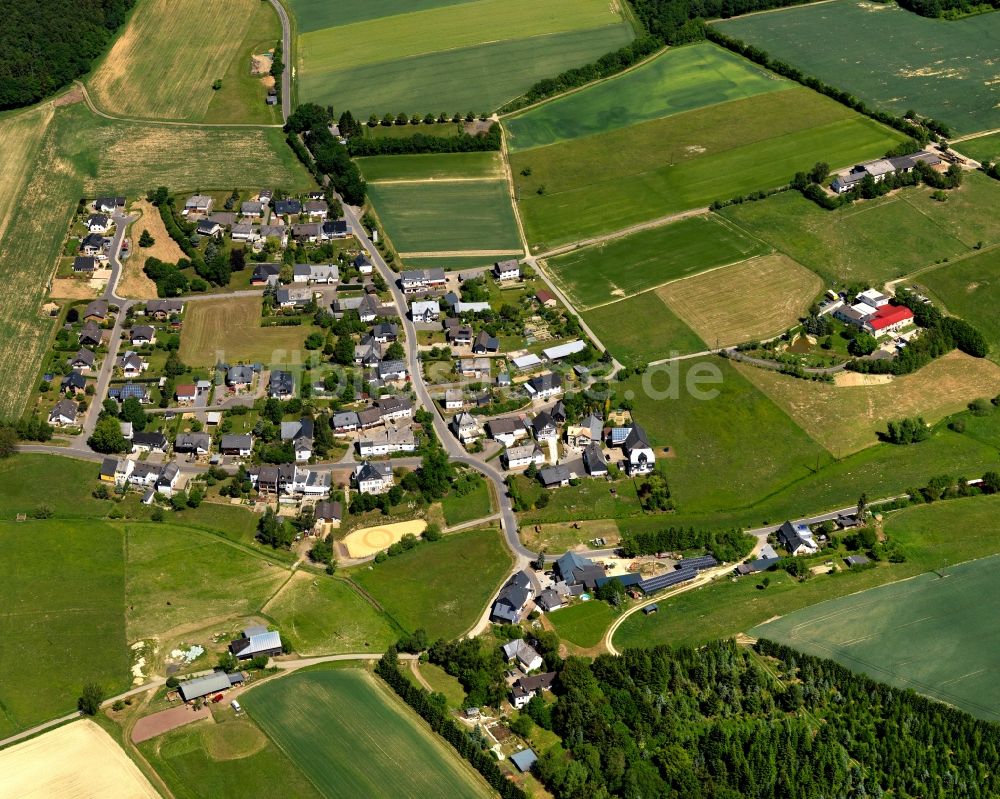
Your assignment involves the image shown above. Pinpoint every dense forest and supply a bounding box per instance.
[529,639,1000,798]
[897,0,999,17]
[0,0,135,109]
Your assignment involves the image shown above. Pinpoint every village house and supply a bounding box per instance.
[226,365,255,389]
[555,551,605,591]
[314,500,342,529]
[221,433,254,457]
[353,253,374,274]
[526,372,562,400]
[622,422,655,475]
[145,299,184,319]
[73,256,97,273]
[292,222,323,243]
[48,399,78,426]
[865,304,915,337]
[240,200,266,218]
[472,331,500,354]
[230,223,258,243]
[377,395,412,421]
[583,441,608,476]
[80,233,105,256]
[117,350,147,378]
[490,570,534,623]
[460,357,491,379]
[269,370,295,400]
[85,214,111,233]
[83,300,109,323]
[531,410,558,442]
[488,416,528,447]
[280,418,314,462]
[174,384,197,404]
[502,443,544,470]
[304,199,329,218]
[129,325,156,346]
[447,323,473,347]
[69,348,96,371]
[273,198,302,218]
[353,460,394,494]
[108,383,150,404]
[174,432,211,456]
[79,320,103,347]
[132,431,168,454]
[275,287,313,309]
[535,289,557,308]
[292,263,339,284]
[259,225,288,247]
[372,322,399,344]
[61,372,87,394]
[184,195,213,215]
[503,639,544,672]
[251,263,282,286]
[196,219,222,238]
[511,672,556,710]
[323,219,349,239]
[566,413,603,447]
[94,196,125,214]
[332,410,360,434]
[400,268,447,294]
[376,359,408,382]
[493,258,521,282]
[286,467,331,497]
[444,388,465,410]
[411,299,440,324]
[450,412,483,445]
[357,407,384,430]
[355,337,382,366]
[777,520,819,556]
[358,293,387,323]
[357,424,416,456]
[538,464,571,489]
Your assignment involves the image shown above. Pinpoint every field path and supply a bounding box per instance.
[75,82,283,129]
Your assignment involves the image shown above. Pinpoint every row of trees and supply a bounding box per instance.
[346,123,502,157]
[286,104,366,205]
[619,525,754,562]
[897,0,999,17]
[0,0,135,109]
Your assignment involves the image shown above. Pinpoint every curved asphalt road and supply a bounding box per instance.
[268,0,292,122]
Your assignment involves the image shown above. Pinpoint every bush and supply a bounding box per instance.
[78,682,104,715]
[166,676,180,688]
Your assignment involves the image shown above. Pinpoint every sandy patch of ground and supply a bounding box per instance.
[0,719,161,798]
[342,519,427,558]
[119,199,183,298]
[261,75,276,90]
[50,278,99,299]
[833,372,894,387]
[132,704,213,744]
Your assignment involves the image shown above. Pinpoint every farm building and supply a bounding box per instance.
[229,627,283,660]
[864,304,914,337]
[177,671,244,702]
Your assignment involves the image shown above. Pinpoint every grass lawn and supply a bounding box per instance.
[358,152,503,182]
[88,0,280,123]
[264,573,398,656]
[363,121,465,139]
[735,351,1000,457]
[141,715,322,799]
[367,180,521,254]
[957,132,1000,165]
[920,246,1000,362]
[505,42,788,151]
[720,172,1000,286]
[515,475,645,525]
[352,527,512,639]
[178,295,314,367]
[124,523,288,642]
[544,214,767,310]
[615,494,1000,653]
[511,88,906,249]
[520,518,621,553]
[242,669,492,798]
[0,519,128,740]
[296,0,632,114]
[414,661,466,709]
[583,290,706,366]
[715,0,1000,135]
[441,479,493,527]
[658,253,823,347]
[402,255,498,272]
[0,455,116,519]
[750,497,1000,721]
[547,601,617,649]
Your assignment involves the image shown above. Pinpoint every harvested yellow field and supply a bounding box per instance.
[179,295,313,367]
[342,519,427,559]
[658,254,822,347]
[734,351,1000,457]
[120,199,184,298]
[0,105,53,245]
[89,0,259,120]
[0,720,161,799]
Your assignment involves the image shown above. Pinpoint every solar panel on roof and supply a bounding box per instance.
[638,568,697,594]
[677,556,719,571]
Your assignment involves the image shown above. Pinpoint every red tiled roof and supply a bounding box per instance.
[175,384,196,396]
[868,304,914,330]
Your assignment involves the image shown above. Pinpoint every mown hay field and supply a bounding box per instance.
[735,351,1000,457]
[658,253,822,347]
[296,0,633,116]
[505,42,787,151]
[243,669,493,798]
[119,199,184,299]
[582,290,706,366]
[0,721,160,799]
[291,0,475,31]
[0,519,129,740]
[957,132,1000,166]
[358,151,503,182]
[715,0,1000,135]
[720,171,1000,286]
[179,295,314,367]
[614,494,1000,652]
[752,538,1000,720]
[920,247,1000,363]
[0,105,53,243]
[544,214,767,310]
[88,0,273,122]
[352,527,512,640]
[511,87,906,248]
[367,180,522,254]
[264,572,398,656]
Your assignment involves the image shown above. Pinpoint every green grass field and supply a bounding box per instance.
[290,0,476,31]
[720,171,1000,285]
[242,669,492,798]
[715,0,1000,135]
[920,247,1000,361]
[751,497,1000,721]
[582,290,706,365]
[0,519,128,740]
[367,181,521,254]
[514,475,644,525]
[414,662,466,709]
[401,255,497,271]
[615,494,1000,653]
[544,215,767,309]
[505,42,788,151]
[141,716,323,799]
[357,152,503,182]
[511,87,906,248]
[957,133,1000,165]
[352,528,512,639]
[547,601,617,649]
[364,121,465,139]
[124,523,288,642]
[296,0,633,115]
[441,480,493,527]
[265,574,398,656]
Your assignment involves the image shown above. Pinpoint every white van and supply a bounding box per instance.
[231,700,242,713]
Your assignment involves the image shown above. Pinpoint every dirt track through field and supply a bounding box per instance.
[0,720,161,798]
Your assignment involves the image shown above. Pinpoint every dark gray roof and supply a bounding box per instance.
[583,442,606,474]
[538,464,571,486]
[623,422,651,451]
